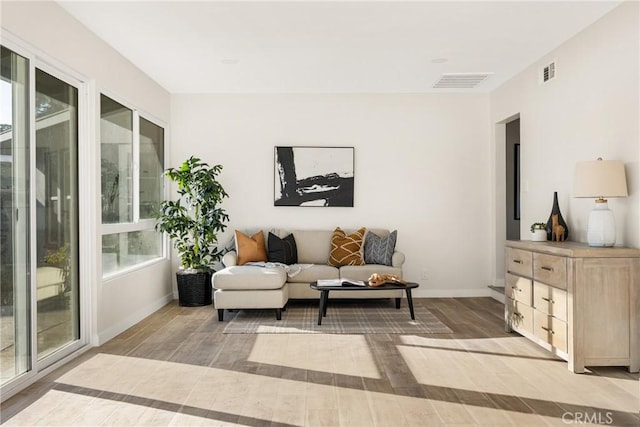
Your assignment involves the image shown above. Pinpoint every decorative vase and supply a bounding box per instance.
[546,191,569,241]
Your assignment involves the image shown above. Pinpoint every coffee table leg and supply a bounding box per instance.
[323,290,329,317]
[395,298,401,309]
[405,288,415,320]
[318,290,329,325]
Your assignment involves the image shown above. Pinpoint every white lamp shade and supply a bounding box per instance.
[573,160,628,198]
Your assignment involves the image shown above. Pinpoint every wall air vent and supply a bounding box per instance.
[433,73,492,89]
[542,60,556,83]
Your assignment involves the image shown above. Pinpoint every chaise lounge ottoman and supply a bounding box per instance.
[212,265,288,321]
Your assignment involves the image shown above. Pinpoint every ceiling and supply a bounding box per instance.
[57,1,622,94]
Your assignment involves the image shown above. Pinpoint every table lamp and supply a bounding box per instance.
[573,158,628,247]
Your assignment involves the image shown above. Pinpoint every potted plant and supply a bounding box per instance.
[155,156,230,306]
[530,222,547,242]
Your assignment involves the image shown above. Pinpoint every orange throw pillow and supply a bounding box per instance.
[329,227,366,267]
[235,230,267,265]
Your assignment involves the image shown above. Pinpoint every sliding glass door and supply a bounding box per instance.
[0,47,31,386]
[1,45,82,390]
[34,69,79,362]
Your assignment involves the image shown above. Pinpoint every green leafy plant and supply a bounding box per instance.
[44,244,71,285]
[530,222,547,233]
[155,156,229,272]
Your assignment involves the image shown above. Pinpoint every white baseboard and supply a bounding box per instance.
[97,293,174,345]
[412,288,492,298]
[488,278,506,303]
[489,288,506,304]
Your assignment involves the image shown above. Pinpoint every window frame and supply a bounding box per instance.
[99,91,168,280]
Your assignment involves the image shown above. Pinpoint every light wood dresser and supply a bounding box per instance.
[504,240,640,373]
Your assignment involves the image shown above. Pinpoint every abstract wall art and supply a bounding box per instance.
[274,146,354,207]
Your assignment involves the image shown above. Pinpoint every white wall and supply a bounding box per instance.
[1,1,169,121]
[172,94,492,297]
[490,1,639,281]
[2,0,173,345]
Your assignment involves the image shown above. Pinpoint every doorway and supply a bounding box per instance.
[505,118,520,240]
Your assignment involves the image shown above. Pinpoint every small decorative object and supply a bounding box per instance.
[155,156,230,306]
[545,191,569,241]
[530,222,547,242]
[573,158,628,247]
[274,146,354,207]
[551,214,566,242]
[368,273,407,287]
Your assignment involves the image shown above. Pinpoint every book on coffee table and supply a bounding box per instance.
[316,279,367,287]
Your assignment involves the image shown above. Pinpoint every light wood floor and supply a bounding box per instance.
[1,297,638,426]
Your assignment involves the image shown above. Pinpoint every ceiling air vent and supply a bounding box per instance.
[433,73,492,89]
[542,61,556,83]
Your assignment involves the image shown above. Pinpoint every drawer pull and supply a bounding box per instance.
[513,312,523,319]
[541,326,555,334]
[541,297,555,303]
[511,286,521,292]
[512,259,523,264]
[541,266,554,272]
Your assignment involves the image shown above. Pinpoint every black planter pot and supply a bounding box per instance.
[546,191,569,241]
[176,271,213,307]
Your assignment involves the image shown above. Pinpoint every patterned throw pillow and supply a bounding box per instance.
[364,230,397,266]
[235,230,267,265]
[268,232,298,265]
[329,227,366,267]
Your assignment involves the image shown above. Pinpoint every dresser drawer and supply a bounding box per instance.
[507,299,533,335]
[506,273,532,305]
[506,248,533,277]
[533,281,567,321]
[533,253,567,289]
[533,310,567,353]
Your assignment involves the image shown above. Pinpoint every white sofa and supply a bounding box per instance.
[36,266,65,301]
[212,229,404,321]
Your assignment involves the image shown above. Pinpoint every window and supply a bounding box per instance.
[100,96,132,224]
[139,117,164,219]
[100,94,165,276]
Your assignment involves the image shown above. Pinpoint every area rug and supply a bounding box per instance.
[222,300,453,334]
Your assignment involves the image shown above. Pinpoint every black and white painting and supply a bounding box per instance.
[274,146,354,207]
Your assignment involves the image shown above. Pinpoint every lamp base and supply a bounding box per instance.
[587,199,616,247]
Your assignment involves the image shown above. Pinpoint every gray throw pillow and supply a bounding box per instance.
[364,230,397,266]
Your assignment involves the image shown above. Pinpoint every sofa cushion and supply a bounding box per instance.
[268,232,298,264]
[287,264,340,283]
[293,230,334,264]
[329,227,366,267]
[212,266,287,290]
[364,230,397,266]
[235,230,268,265]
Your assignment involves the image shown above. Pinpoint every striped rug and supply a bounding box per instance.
[222,299,453,334]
